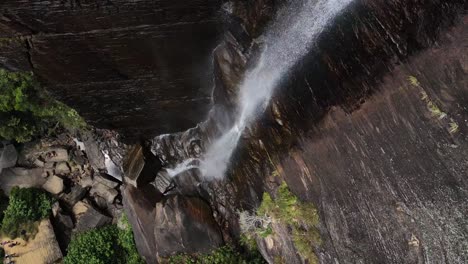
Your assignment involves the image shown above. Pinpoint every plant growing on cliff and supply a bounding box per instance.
[168,245,265,264]
[0,69,86,142]
[64,216,144,264]
[1,187,53,239]
[257,182,321,264]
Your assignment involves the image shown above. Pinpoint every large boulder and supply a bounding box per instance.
[74,202,112,233]
[153,195,224,257]
[0,167,46,194]
[0,142,17,171]
[42,175,64,195]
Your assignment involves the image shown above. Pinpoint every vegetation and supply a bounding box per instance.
[64,215,144,264]
[168,246,265,264]
[0,69,86,143]
[408,76,459,135]
[255,182,321,264]
[1,187,53,239]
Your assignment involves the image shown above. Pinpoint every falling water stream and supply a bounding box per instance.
[167,0,353,179]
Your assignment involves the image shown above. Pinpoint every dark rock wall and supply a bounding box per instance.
[0,0,223,138]
[143,0,467,263]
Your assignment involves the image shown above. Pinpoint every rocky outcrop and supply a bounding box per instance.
[0,0,223,139]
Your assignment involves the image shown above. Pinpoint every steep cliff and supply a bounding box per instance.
[0,0,223,138]
[133,0,467,263]
[1,0,467,263]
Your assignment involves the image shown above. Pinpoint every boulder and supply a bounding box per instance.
[72,201,90,218]
[0,167,47,194]
[62,185,89,207]
[94,174,119,189]
[55,161,71,174]
[90,182,118,204]
[152,195,223,257]
[44,148,69,163]
[74,203,112,233]
[42,175,64,195]
[0,142,17,170]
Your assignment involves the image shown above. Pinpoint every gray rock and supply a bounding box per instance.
[42,175,64,195]
[94,174,119,189]
[0,167,47,194]
[90,182,118,204]
[61,185,89,207]
[75,203,112,233]
[44,148,69,163]
[55,162,71,174]
[0,142,18,169]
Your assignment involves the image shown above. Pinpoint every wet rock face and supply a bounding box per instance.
[139,0,467,263]
[0,0,223,138]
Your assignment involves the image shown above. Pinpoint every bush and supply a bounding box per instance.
[257,182,321,264]
[1,187,52,238]
[0,69,86,142]
[64,217,144,264]
[168,246,265,264]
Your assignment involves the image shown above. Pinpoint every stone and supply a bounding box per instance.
[73,201,90,218]
[90,182,118,204]
[78,177,93,188]
[0,142,17,169]
[62,185,88,207]
[74,203,112,233]
[94,174,119,189]
[33,159,45,167]
[42,175,64,195]
[44,148,69,163]
[55,161,70,174]
[123,185,222,263]
[0,167,47,194]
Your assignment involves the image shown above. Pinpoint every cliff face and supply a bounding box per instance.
[2,0,467,263]
[129,0,467,263]
[0,0,223,138]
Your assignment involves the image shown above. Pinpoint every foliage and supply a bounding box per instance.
[257,182,321,264]
[64,216,144,264]
[0,69,86,142]
[408,75,459,135]
[64,225,121,264]
[117,214,145,264]
[1,187,52,239]
[168,246,265,264]
[238,210,271,238]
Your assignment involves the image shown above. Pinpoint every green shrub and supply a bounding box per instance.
[1,187,52,238]
[0,69,86,142]
[168,246,265,264]
[64,218,144,264]
[117,214,145,264]
[257,182,321,264]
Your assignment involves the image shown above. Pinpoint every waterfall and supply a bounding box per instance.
[160,0,353,179]
[199,0,354,179]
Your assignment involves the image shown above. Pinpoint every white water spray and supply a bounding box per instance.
[199,0,353,179]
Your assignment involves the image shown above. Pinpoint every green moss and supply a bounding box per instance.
[257,182,321,263]
[0,69,86,142]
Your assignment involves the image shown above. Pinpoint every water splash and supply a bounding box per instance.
[199,0,353,179]
[166,158,199,178]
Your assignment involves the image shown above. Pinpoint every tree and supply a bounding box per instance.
[0,69,86,142]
